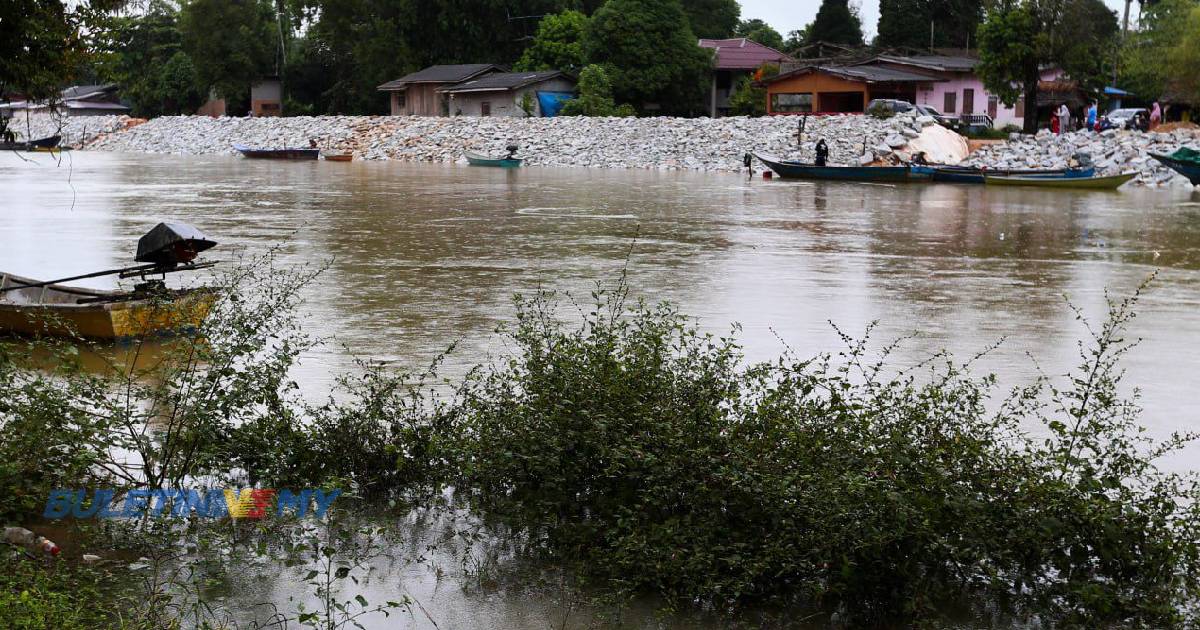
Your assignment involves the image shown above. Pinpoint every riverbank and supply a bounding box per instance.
[11,112,1200,185]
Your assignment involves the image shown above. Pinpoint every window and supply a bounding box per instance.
[396,92,406,109]
[963,88,975,114]
[770,93,813,113]
[481,101,491,116]
[943,92,956,114]
[1015,97,1025,118]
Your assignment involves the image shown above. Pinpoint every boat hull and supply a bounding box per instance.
[1150,153,1200,185]
[465,152,523,168]
[755,154,912,182]
[0,273,214,340]
[917,165,1095,184]
[233,144,319,160]
[0,135,61,151]
[983,172,1136,190]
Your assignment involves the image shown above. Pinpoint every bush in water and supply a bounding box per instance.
[442,280,1200,626]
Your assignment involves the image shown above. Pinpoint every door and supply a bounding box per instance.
[988,95,998,119]
[963,88,975,114]
[943,92,956,114]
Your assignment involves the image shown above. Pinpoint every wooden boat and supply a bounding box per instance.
[323,153,353,162]
[0,134,61,151]
[754,153,913,182]
[983,172,1137,190]
[914,164,1095,184]
[233,143,319,160]
[1150,152,1200,185]
[0,272,214,340]
[465,151,523,168]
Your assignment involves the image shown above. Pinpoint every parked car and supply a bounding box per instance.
[865,99,957,127]
[1101,108,1148,131]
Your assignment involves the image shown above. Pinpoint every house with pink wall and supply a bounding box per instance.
[865,55,1064,129]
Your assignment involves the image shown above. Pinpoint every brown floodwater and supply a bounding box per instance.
[4,150,1200,627]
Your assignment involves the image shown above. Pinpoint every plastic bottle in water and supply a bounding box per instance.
[3,526,61,556]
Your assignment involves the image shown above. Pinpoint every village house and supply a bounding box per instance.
[439,71,576,117]
[759,64,943,115]
[698,38,792,117]
[0,84,130,118]
[760,54,1069,129]
[377,64,504,116]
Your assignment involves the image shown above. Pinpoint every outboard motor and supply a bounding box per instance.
[1070,152,1094,169]
[135,222,218,268]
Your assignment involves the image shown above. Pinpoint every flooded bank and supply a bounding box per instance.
[4,151,1200,627]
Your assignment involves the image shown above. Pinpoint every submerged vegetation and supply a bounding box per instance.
[0,259,1197,627]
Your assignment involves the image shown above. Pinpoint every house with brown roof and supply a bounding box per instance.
[699,38,792,117]
[439,71,576,117]
[758,65,944,115]
[377,64,504,116]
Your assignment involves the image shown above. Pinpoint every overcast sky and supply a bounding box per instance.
[737,0,1137,42]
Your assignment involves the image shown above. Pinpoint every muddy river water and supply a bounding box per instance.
[4,151,1200,626]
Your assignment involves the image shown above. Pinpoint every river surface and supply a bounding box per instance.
[4,151,1200,626]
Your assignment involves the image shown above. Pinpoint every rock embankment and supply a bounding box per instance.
[10,112,1200,185]
[963,128,1200,186]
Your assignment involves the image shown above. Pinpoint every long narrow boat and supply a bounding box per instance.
[755,153,913,182]
[323,153,353,162]
[914,164,1095,184]
[0,272,214,340]
[983,172,1137,190]
[1149,152,1200,185]
[465,151,523,168]
[0,135,61,151]
[233,143,319,160]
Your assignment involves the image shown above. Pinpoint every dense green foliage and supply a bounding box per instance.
[727,63,778,116]
[977,0,1118,133]
[582,0,711,115]
[558,65,636,116]
[0,557,142,629]
[678,0,740,38]
[179,0,276,109]
[733,18,784,50]
[807,0,865,48]
[876,0,983,50]
[96,1,205,117]
[514,10,589,74]
[1121,0,1200,105]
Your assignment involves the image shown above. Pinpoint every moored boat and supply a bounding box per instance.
[0,273,215,340]
[983,172,1137,190]
[1150,151,1200,185]
[914,164,1095,184]
[0,135,61,151]
[754,153,914,182]
[233,143,320,160]
[323,153,353,162]
[465,150,523,168]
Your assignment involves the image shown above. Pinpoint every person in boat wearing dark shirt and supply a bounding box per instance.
[815,139,829,166]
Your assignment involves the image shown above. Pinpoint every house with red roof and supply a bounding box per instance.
[698,38,792,117]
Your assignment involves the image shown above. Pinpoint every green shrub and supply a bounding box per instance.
[442,280,1200,625]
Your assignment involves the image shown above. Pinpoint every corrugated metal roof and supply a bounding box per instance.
[440,71,570,94]
[377,64,503,90]
[765,64,944,84]
[699,37,791,70]
[871,54,978,72]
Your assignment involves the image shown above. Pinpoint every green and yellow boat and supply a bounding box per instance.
[983,172,1137,190]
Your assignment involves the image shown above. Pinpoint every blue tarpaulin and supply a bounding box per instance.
[536,91,574,117]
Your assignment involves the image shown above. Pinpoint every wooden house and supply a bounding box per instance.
[377,64,504,116]
[439,71,576,117]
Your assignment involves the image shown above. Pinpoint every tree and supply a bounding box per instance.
[679,0,740,38]
[727,63,779,116]
[977,0,1118,134]
[558,64,636,116]
[734,19,785,50]
[514,9,588,73]
[96,0,194,117]
[1166,5,1200,104]
[180,0,276,110]
[808,0,865,47]
[876,0,983,51]
[1120,0,1195,101]
[583,0,712,115]
[158,51,205,114]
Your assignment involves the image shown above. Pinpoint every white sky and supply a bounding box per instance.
[737,0,1137,41]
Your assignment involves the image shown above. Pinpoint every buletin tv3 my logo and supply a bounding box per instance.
[43,488,342,519]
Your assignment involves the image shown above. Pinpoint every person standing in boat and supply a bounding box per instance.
[814,139,829,167]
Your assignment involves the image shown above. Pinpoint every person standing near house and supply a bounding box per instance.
[1057,103,1071,134]
[1086,101,1098,131]
[1150,101,1162,129]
